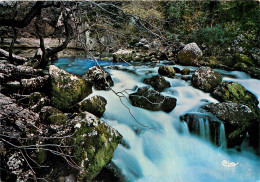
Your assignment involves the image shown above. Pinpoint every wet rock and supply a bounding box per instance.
[77,95,107,117]
[212,81,259,114]
[202,102,258,148]
[129,86,177,112]
[201,57,220,68]
[173,67,181,73]
[248,67,260,79]
[49,65,92,112]
[40,106,66,125]
[191,66,222,92]
[113,49,133,62]
[68,112,122,181]
[177,42,203,66]
[180,68,190,75]
[83,66,114,90]
[143,75,171,92]
[158,66,175,78]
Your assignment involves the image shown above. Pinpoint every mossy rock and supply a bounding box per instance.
[219,54,234,67]
[233,62,248,71]
[49,65,92,112]
[177,43,202,66]
[212,81,259,116]
[202,102,258,148]
[234,53,254,66]
[158,66,175,78]
[78,95,107,117]
[69,112,122,181]
[201,57,219,68]
[28,92,43,106]
[180,68,190,75]
[40,106,66,124]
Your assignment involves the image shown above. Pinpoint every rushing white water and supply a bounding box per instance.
[87,64,260,182]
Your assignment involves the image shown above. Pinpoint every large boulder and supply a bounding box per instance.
[129,86,177,112]
[77,95,107,117]
[143,75,171,92]
[202,102,259,148]
[158,66,175,78]
[83,66,114,90]
[49,65,92,112]
[212,81,259,113]
[177,42,203,66]
[191,66,222,92]
[68,112,122,181]
[113,49,133,62]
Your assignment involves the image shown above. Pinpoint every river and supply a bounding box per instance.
[55,60,260,182]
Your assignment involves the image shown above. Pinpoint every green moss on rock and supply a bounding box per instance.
[69,112,122,181]
[78,95,107,117]
[158,66,175,78]
[49,65,92,112]
[40,106,66,124]
[234,53,254,66]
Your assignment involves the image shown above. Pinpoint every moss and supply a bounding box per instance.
[234,53,254,66]
[36,149,47,165]
[177,51,197,65]
[201,57,219,68]
[51,72,92,112]
[28,92,42,106]
[79,96,107,117]
[72,113,122,181]
[234,62,248,71]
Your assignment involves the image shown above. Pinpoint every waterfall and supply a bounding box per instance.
[219,123,227,149]
[199,117,206,138]
[55,59,260,182]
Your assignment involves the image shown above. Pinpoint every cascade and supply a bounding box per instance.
[55,59,260,182]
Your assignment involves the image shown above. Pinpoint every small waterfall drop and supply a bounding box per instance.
[219,123,227,149]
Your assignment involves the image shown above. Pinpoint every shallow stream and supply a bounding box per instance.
[55,60,260,182]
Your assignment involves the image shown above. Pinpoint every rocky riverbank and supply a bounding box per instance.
[0,53,122,181]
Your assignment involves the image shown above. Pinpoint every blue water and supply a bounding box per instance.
[54,58,128,75]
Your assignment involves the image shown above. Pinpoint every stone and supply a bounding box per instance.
[113,49,133,62]
[129,86,177,112]
[77,95,107,117]
[68,112,122,181]
[143,75,171,92]
[212,81,259,112]
[40,106,66,125]
[234,53,254,66]
[49,65,92,112]
[83,66,114,90]
[177,42,203,66]
[191,66,222,92]
[180,68,190,75]
[158,66,175,78]
[202,102,258,148]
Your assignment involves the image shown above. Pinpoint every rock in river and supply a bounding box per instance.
[202,102,259,148]
[191,66,222,92]
[83,66,114,90]
[129,86,177,112]
[143,75,170,92]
